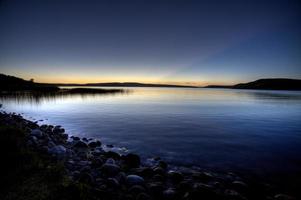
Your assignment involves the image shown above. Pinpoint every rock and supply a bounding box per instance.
[163,188,177,199]
[192,171,214,182]
[168,171,183,183]
[73,141,88,149]
[133,167,154,178]
[72,136,80,141]
[190,183,219,200]
[106,144,114,148]
[106,158,116,164]
[91,157,104,167]
[48,145,66,157]
[136,193,152,200]
[224,189,247,200]
[61,133,68,140]
[101,163,121,177]
[116,172,127,184]
[107,178,120,188]
[158,161,168,169]
[126,175,145,186]
[88,140,101,148]
[123,153,141,168]
[31,129,43,138]
[79,172,94,184]
[82,137,88,142]
[274,194,296,200]
[128,185,146,196]
[153,167,165,176]
[53,126,65,134]
[149,182,165,197]
[231,181,248,193]
[152,174,165,182]
[178,180,193,192]
[105,151,120,160]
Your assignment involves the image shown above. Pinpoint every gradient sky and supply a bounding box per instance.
[0,0,300,86]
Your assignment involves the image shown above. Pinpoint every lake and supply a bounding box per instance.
[1,87,301,182]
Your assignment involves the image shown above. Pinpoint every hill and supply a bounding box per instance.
[205,78,301,90]
[0,74,58,91]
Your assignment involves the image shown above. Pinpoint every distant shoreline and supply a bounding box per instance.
[1,73,301,91]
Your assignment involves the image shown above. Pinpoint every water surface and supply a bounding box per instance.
[1,87,301,180]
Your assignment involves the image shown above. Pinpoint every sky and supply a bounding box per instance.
[0,0,300,86]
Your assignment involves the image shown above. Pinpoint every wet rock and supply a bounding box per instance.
[231,181,248,193]
[71,136,80,141]
[79,172,94,185]
[192,171,214,182]
[107,178,120,188]
[106,158,116,164]
[136,193,152,200]
[106,144,114,148]
[152,174,165,182]
[153,167,165,176]
[61,133,68,140]
[189,183,219,200]
[73,141,88,149]
[123,153,141,168]
[105,151,121,160]
[134,167,154,178]
[31,129,43,138]
[53,126,65,134]
[101,163,121,177]
[88,140,101,148]
[163,188,177,199]
[126,175,145,186]
[48,145,66,157]
[158,161,168,169]
[149,182,165,197]
[116,172,127,184]
[178,180,193,192]
[82,137,88,142]
[224,189,247,200]
[274,194,296,200]
[168,171,184,183]
[128,185,146,196]
[91,157,104,168]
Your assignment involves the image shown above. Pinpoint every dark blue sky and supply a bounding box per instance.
[0,0,300,85]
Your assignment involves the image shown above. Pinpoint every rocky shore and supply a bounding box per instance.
[0,111,296,200]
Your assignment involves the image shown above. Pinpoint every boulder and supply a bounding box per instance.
[73,141,88,149]
[48,145,66,157]
[168,171,183,183]
[126,175,145,186]
[101,163,121,177]
[88,140,101,148]
[123,153,141,168]
[31,129,43,138]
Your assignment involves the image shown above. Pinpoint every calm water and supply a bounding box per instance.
[1,87,301,177]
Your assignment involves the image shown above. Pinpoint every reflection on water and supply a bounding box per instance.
[0,89,130,105]
[1,87,301,185]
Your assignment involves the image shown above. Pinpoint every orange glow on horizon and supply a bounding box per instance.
[7,72,239,87]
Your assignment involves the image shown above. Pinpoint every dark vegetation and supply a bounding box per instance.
[205,79,301,90]
[0,74,59,92]
[0,117,94,200]
[0,74,124,95]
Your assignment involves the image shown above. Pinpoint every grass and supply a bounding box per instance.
[0,124,97,200]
